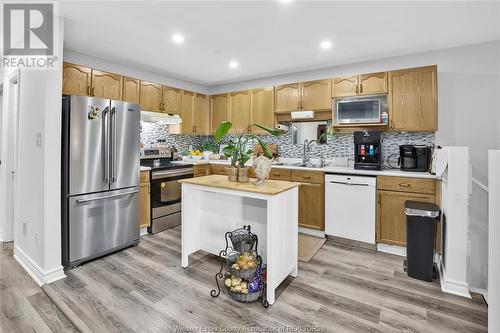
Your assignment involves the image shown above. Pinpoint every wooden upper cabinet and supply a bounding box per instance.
[332,76,358,97]
[140,81,162,112]
[358,72,387,95]
[62,63,92,96]
[230,90,251,133]
[181,90,195,134]
[122,77,140,104]
[211,94,229,133]
[91,70,122,100]
[193,93,208,134]
[389,65,438,132]
[162,86,182,115]
[275,83,301,112]
[301,79,332,110]
[251,87,274,134]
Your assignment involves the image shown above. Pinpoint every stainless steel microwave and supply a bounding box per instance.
[333,94,387,125]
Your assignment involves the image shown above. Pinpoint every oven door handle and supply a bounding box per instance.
[152,169,194,179]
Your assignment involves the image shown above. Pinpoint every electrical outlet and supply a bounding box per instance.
[23,222,27,235]
[36,133,42,147]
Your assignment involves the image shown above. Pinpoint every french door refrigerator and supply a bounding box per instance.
[62,95,140,268]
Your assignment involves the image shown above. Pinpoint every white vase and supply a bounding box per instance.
[202,151,213,160]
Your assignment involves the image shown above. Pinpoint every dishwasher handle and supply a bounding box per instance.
[329,180,370,187]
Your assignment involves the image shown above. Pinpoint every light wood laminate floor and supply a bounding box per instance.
[0,242,77,332]
[5,227,489,332]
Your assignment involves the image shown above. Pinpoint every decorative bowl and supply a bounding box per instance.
[190,155,203,161]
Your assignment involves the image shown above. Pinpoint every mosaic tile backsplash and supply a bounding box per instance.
[140,121,434,165]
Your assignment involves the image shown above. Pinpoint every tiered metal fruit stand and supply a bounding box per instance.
[210,225,269,308]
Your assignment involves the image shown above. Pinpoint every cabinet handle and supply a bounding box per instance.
[297,101,300,109]
[300,101,304,110]
[399,183,411,187]
[302,176,312,180]
[86,86,91,95]
[359,84,363,94]
[355,84,358,94]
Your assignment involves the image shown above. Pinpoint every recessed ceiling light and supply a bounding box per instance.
[171,34,184,44]
[320,40,332,50]
[228,61,239,69]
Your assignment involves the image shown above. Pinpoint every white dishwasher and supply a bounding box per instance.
[325,174,377,244]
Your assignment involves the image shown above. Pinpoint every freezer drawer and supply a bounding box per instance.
[68,188,139,264]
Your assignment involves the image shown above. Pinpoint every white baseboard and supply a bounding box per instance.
[377,243,406,257]
[299,227,325,238]
[140,227,148,237]
[13,246,66,287]
[438,260,471,299]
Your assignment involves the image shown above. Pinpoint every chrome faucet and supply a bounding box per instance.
[302,139,317,166]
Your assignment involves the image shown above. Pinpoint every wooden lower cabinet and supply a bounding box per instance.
[376,190,435,246]
[139,171,151,229]
[209,164,228,175]
[193,164,208,177]
[298,182,325,231]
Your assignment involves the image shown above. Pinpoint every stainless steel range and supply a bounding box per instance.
[140,148,193,234]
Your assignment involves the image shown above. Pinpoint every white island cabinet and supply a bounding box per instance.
[179,175,300,305]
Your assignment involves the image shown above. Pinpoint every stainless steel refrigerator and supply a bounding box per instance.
[62,95,140,268]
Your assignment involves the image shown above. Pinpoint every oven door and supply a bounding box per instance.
[151,168,193,218]
[334,95,386,124]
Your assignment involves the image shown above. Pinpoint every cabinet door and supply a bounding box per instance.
[377,190,435,246]
[91,70,123,100]
[298,183,325,231]
[181,90,194,134]
[275,83,301,112]
[359,72,387,95]
[301,79,332,110]
[122,77,140,104]
[193,93,208,134]
[62,63,92,96]
[162,86,182,115]
[388,65,438,132]
[140,81,162,112]
[332,76,358,97]
[230,90,251,133]
[211,94,229,133]
[251,87,274,134]
[139,182,150,229]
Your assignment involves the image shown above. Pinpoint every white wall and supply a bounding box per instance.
[1,19,66,285]
[211,41,500,292]
[64,49,209,95]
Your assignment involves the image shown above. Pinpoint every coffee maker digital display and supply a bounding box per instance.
[354,131,382,170]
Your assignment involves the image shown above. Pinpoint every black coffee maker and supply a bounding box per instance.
[354,131,382,170]
[399,145,431,172]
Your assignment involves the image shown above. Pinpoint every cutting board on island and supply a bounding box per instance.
[253,144,278,158]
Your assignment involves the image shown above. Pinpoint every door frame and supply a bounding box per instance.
[0,70,20,243]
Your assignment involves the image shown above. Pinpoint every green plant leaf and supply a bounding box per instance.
[252,124,285,136]
[214,121,233,143]
[255,136,272,159]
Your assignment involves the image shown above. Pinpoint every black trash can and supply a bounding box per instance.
[404,201,440,282]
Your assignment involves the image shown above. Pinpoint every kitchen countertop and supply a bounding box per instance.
[173,159,438,179]
[179,174,301,196]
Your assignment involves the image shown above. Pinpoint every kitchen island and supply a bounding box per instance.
[179,175,300,305]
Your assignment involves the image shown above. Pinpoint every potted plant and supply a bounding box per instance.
[214,121,283,182]
[200,139,217,160]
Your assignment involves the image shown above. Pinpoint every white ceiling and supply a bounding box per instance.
[61,1,500,87]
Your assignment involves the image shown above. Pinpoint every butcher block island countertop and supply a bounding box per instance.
[178,174,301,196]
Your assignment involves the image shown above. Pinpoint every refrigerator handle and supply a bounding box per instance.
[102,106,110,184]
[111,107,117,183]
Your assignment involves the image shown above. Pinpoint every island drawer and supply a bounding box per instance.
[377,176,435,195]
[140,170,150,183]
[291,170,324,184]
[269,168,291,181]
